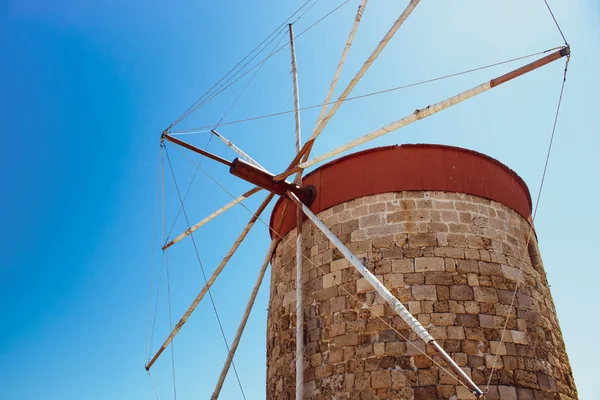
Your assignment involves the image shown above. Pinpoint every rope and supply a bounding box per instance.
[170,143,469,391]
[165,133,214,242]
[485,55,569,392]
[148,147,167,359]
[148,253,165,360]
[181,27,290,127]
[163,146,247,400]
[170,0,353,128]
[170,0,316,128]
[542,0,568,44]
[214,25,289,130]
[147,371,161,400]
[171,47,561,135]
[165,252,178,400]
[146,149,162,359]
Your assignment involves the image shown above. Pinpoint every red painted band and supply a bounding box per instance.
[269,144,532,239]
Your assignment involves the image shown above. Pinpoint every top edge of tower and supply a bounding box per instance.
[269,144,532,239]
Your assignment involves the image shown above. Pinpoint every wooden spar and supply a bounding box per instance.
[211,239,278,399]
[274,46,570,178]
[490,46,570,87]
[211,201,291,399]
[273,0,420,182]
[288,23,304,400]
[289,24,302,160]
[229,158,315,206]
[162,133,232,167]
[313,0,368,133]
[286,191,485,399]
[146,192,275,371]
[211,129,263,169]
[162,187,261,250]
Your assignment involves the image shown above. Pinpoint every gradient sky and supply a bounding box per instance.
[1,0,599,399]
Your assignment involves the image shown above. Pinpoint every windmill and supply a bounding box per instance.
[144,1,574,399]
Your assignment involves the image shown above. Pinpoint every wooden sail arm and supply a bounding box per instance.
[273,0,420,182]
[161,133,314,250]
[146,192,276,371]
[273,46,570,181]
[211,129,264,169]
[162,187,261,250]
[162,132,232,167]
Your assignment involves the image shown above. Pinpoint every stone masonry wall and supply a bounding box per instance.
[266,191,577,399]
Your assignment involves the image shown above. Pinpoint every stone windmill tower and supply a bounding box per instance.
[266,145,577,399]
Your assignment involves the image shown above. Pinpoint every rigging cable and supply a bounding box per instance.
[165,251,178,400]
[171,46,564,135]
[163,145,248,400]
[170,0,353,128]
[169,143,470,392]
[215,26,289,130]
[147,371,161,400]
[165,133,214,242]
[170,0,316,128]
[146,149,162,359]
[542,0,567,44]
[164,27,288,244]
[485,55,569,392]
[148,146,168,359]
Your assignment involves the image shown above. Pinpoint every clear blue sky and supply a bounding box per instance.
[1,0,598,399]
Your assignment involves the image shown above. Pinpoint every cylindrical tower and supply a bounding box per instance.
[266,145,577,399]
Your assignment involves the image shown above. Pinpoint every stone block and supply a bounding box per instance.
[357,278,372,293]
[334,333,359,348]
[414,386,437,400]
[392,255,415,273]
[412,285,437,300]
[514,369,538,389]
[406,340,426,356]
[456,386,477,399]
[415,257,445,272]
[408,233,437,247]
[435,247,465,259]
[330,322,345,337]
[283,290,296,307]
[386,341,406,356]
[431,313,456,326]
[371,370,391,389]
[425,272,455,285]
[490,341,507,356]
[450,285,474,300]
[330,258,350,272]
[502,264,524,282]
[455,314,479,327]
[390,369,407,389]
[359,213,383,228]
[498,385,517,399]
[462,340,484,356]
[457,259,479,273]
[510,330,528,345]
[384,273,404,288]
[448,326,465,339]
[417,369,438,386]
[323,272,341,288]
[474,287,498,303]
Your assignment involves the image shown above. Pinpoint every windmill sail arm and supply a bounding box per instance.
[297,46,570,171]
[162,187,261,250]
[146,193,275,371]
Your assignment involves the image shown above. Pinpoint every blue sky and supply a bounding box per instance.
[0,0,598,399]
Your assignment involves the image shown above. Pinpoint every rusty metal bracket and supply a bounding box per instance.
[230,158,315,206]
